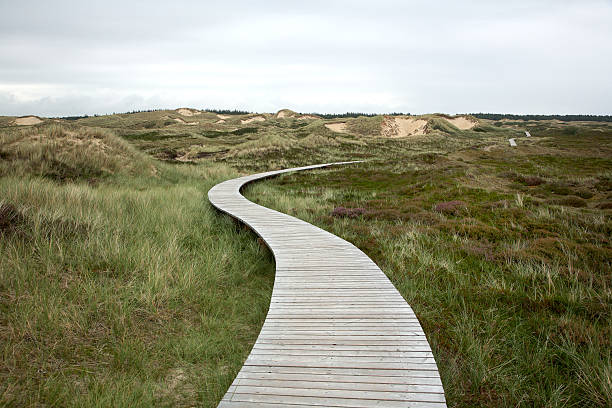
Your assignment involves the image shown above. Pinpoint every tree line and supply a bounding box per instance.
[304,112,409,119]
[470,113,612,123]
[203,108,251,115]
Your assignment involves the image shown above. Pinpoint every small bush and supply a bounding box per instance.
[594,177,612,191]
[575,189,594,199]
[545,182,573,195]
[520,176,545,186]
[503,172,546,186]
[331,206,367,218]
[0,201,26,236]
[434,200,467,215]
[550,196,588,208]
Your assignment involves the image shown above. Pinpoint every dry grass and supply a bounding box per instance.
[0,125,274,407]
[1,113,611,407]
[243,123,612,407]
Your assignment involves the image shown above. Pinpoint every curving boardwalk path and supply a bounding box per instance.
[209,162,446,408]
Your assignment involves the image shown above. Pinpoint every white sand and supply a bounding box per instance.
[174,117,198,125]
[446,116,477,130]
[382,117,427,137]
[217,114,230,119]
[215,119,226,124]
[396,118,427,136]
[298,115,319,120]
[177,108,201,116]
[241,116,266,124]
[325,123,348,133]
[14,116,43,125]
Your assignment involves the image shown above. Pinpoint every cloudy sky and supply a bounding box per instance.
[1,0,611,117]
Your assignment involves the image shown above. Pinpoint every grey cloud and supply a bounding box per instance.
[1,0,611,116]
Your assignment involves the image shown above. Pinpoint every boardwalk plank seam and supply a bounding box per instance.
[209,162,446,407]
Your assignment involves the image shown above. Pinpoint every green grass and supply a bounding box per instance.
[0,126,274,407]
[242,125,612,407]
[1,113,611,407]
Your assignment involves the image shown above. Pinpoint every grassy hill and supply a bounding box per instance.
[0,109,610,407]
[0,123,274,406]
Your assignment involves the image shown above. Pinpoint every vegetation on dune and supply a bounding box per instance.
[472,113,612,123]
[0,125,152,182]
[1,110,611,407]
[0,125,274,407]
[243,124,612,407]
[303,111,410,119]
[202,109,252,115]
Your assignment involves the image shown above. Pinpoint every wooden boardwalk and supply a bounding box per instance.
[209,162,446,407]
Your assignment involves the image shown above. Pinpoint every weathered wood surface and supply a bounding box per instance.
[209,162,446,407]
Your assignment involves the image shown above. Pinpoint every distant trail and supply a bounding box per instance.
[209,162,446,407]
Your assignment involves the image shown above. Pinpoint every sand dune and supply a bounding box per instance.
[446,116,477,130]
[177,108,201,116]
[276,109,295,118]
[241,116,266,124]
[14,116,43,125]
[325,123,348,133]
[382,117,427,137]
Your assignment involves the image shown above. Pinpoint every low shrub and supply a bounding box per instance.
[331,206,367,218]
[434,200,467,215]
[550,195,588,208]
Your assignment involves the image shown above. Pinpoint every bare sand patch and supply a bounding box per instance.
[483,144,497,152]
[298,115,319,120]
[174,117,198,125]
[14,116,43,126]
[446,116,477,130]
[325,122,348,133]
[216,114,230,119]
[241,116,266,124]
[215,119,226,124]
[177,108,201,116]
[382,116,427,137]
[276,109,295,119]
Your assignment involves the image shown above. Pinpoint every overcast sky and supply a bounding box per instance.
[1,0,611,117]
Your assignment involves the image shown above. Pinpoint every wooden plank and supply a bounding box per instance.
[236,371,443,386]
[209,162,446,407]
[229,394,446,408]
[252,344,433,352]
[251,349,433,358]
[240,365,444,378]
[232,385,446,402]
